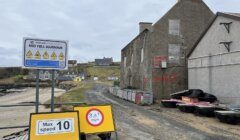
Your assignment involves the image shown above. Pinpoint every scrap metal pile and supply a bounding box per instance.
[161,89,240,125]
[109,87,153,105]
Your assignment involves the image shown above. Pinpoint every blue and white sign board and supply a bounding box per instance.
[23,38,68,70]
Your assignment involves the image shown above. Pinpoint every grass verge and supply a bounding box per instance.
[44,82,94,111]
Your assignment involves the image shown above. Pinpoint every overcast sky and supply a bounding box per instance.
[0,0,240,67]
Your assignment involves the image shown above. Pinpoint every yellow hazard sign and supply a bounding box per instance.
[59,52,65,60]
[51,52,57,60]
[43,51,49,59]
[29,111,80,140]
[74,105,116,134]
[35,51,41,59]
[26,50,33,58]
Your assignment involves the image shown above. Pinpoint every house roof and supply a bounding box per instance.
[122,0,213,53]
[68,60,77,64]
[95,58,113,65]
[121,29,149,52]
[187,12,240,58]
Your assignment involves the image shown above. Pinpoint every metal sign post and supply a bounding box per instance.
[35,69,40,113]
[51,70,55,112]
[22,37,69,114]
[115,131,119,140]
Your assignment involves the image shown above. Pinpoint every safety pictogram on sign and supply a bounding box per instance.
[86,108,104,127]
[26,50,33,58]
[59,52,65,60]
[51,52,57,60]
[35,51,41,59]
[43,51,49,59]
[23,38,68,70]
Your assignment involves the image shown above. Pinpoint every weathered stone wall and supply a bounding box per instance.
[121,30,151,89]
[121,0,215,100]
[150,0,214,99]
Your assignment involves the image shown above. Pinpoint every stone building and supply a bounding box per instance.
[95,57,113,66]
[188,12,240,105]
[121,0,215,100]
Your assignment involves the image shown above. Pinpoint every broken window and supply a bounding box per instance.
[169,19,180,35]
[168,44,180,64]
[141,48,144,62]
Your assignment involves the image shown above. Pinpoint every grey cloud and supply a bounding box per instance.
[0,0,240,67]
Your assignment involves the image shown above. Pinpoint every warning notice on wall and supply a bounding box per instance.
[153,55,166,68]
[23,38,68,70]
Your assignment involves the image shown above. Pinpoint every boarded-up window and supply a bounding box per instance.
[168,44,180,64]
[141,48,144,62]
[124,57,127,67]
[169,19,180,35]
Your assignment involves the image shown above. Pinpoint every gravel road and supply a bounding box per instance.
[0,87,65,138]
[84,84,240,140]
[1,83,240,140]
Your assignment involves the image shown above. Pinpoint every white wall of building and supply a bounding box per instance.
[188,16,240,105]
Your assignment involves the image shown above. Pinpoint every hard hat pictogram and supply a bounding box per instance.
[35,51,41,59]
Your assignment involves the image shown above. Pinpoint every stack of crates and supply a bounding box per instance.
[141,91,153,105]
[108,86,153,105]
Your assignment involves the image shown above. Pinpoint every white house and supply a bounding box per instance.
[188,12,240,105]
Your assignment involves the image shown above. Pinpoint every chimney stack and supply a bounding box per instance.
[139,22,152,33]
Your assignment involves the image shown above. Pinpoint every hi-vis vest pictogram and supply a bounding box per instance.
[51,52,57,60]
[43,51,49,59]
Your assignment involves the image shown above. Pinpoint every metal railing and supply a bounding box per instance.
[0,102,84,130]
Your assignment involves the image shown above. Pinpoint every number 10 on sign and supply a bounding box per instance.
[37,119,74,135]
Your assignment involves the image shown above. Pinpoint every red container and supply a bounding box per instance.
[135,91,143,105]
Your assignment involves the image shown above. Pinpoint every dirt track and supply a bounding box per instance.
[84,84,240,140]
[0,88,65,137]
[1,83,240,140]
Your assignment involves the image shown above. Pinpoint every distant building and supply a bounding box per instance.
[188,12,240,105]
[107,76,119,81]
[121,0,214,100]
[28,70,59,81]
[68,60,77,67]
[93,77,99,81]
[95,57,113,66]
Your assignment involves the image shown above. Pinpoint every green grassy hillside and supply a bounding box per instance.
[86,66,120,80]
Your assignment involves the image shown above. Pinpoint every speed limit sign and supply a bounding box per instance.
[86,108,104,126]
[29,111,80,140]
